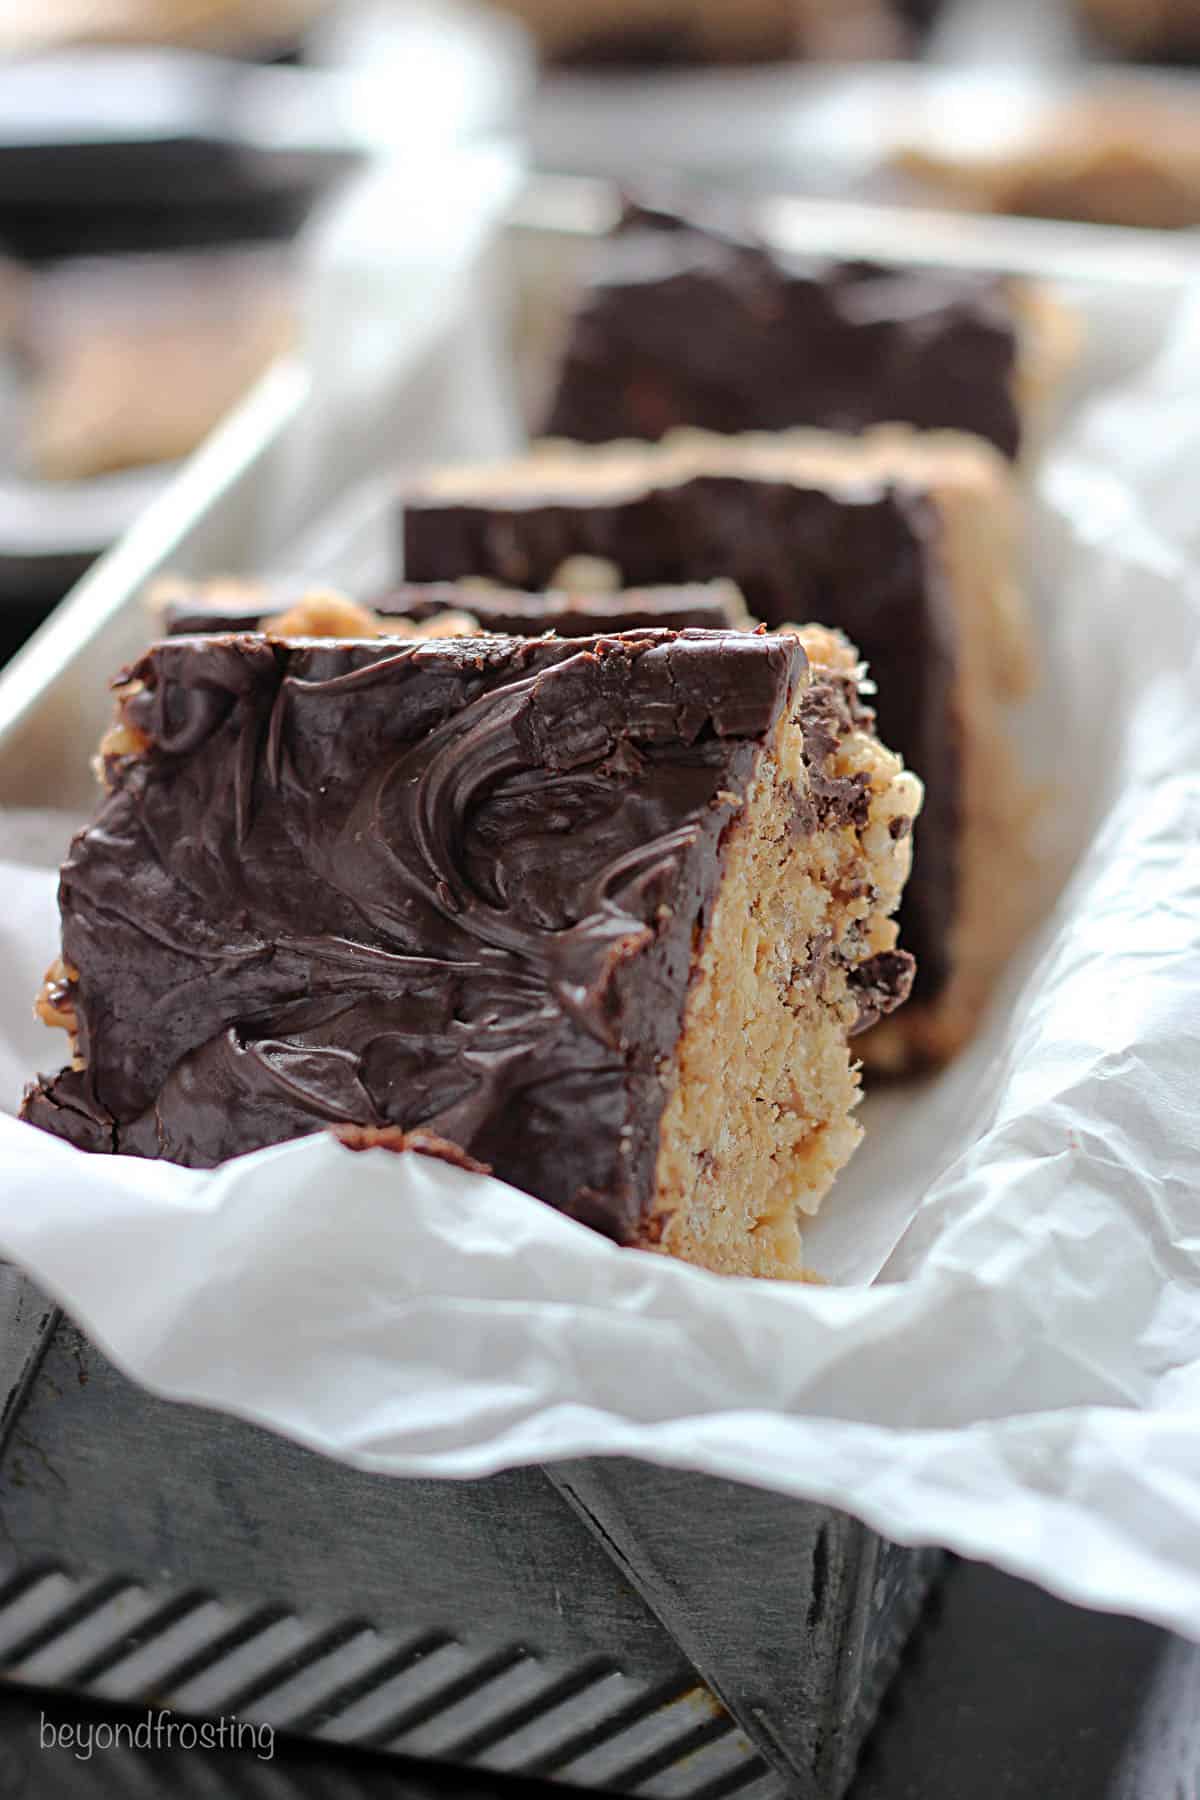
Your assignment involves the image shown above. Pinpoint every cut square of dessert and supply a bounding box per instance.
[23,625,919,1280]
[540,198,1076,460]
[400,427,1033,1069]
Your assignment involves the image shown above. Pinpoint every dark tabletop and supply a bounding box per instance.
[0,1557,1189,1799]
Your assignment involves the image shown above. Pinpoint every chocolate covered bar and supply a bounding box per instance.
[542,200,1074,460]
[24,626,919,1279]
[379,578,752,636]
[152,574,751,640]
[401,428,1033,1069]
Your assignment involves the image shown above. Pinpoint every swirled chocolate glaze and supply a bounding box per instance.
[22,629,905,1236]
[543,201,1021,458]
[402,467,959,1003]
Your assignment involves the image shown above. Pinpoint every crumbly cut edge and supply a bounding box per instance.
[647,624,921,1279]
[862,448,1036,1072]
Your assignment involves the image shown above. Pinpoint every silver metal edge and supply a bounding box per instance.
[510,168,1200,286]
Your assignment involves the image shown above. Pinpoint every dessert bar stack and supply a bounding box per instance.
[22,188,1063,1278]
[401,427,1031,1070]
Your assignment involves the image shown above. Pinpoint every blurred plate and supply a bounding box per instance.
[0,3,531,648]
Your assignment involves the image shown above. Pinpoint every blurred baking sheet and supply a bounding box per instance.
[508,173,1200,283]
[0,52,353,644]
[0,241,301,657]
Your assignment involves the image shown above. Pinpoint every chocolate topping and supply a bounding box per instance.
[159,585,275,637]
[848,949,917,1033]
[379,581,748,636]
[25,629,825,1239]
[161,579,749,641]
[544,201,1022,458]
[402,470,960,1003]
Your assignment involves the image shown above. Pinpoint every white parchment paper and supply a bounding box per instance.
[2,269,1200,1637]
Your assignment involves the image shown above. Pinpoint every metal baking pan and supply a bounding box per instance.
[0,171,1193,1794]
[0,1262,939,1800]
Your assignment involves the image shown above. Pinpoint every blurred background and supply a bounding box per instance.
[0,0,1196,666]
